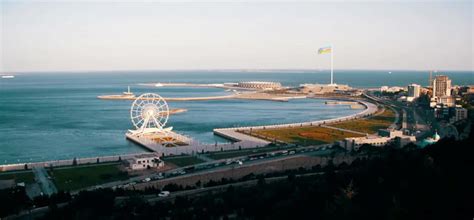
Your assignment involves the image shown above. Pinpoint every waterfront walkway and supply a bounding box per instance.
[32,167,57,196]
[126,133,270,156]
[214,100,377,133]
[126,100,377,156]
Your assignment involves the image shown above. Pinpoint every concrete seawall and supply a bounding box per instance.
[0,153,145,172]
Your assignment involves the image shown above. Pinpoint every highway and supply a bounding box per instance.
[77,144,333,194]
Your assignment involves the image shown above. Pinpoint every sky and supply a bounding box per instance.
[0,0,472,72]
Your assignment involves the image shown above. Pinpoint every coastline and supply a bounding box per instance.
[214,99,377,136]
[0,98,376,172]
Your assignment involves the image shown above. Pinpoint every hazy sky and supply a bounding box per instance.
[0,0,472,72]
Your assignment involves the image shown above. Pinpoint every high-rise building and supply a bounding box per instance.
[408,84,421,98]
[432,75,451,98]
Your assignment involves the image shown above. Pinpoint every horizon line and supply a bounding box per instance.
[3,68,473,74]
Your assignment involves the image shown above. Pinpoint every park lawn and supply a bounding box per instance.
[207,145,292,160]
[162,156,205,167]
[330,108,396,134]
[0,171,35,184]
[251,126,364,146]
[48,164,128,191]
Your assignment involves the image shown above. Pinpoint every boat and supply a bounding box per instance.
[97,86,136,100]
[122,86,134,97]
[1,75,15,79]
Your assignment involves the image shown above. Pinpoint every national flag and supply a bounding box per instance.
[318,46,332,54]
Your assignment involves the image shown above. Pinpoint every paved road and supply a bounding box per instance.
[32,167,57,196]
[124,172,326,204]
[77,144,331,194]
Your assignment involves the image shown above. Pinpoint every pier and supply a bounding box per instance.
[126,132,270,156]
[98,92,307,102]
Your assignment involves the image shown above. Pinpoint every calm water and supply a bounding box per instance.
[0,70,472,164]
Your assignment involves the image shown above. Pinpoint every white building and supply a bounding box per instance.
[339,129,416,151]
[407,84,421,102]
[126,153,164,170]
[450,107,468,123]
[340,136,392,151]
[380,86,404,93]
[300,83,351,94]
[236,81,282,90]
[437,96,455,107]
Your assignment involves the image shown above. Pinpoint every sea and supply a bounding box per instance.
[0,70,472,165]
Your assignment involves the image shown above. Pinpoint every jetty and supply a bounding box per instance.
[99,92,307,102]
[126,132,269,156]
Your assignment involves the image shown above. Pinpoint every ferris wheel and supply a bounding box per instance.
[130,93,170,133]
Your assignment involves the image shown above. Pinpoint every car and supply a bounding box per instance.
[158,191,170,197]
[155,174,164,180]
[236,160,243,165]
[153,176,164,180]
[142,178,151,182]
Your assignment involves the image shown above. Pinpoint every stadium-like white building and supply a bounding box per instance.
[236,81,282,90]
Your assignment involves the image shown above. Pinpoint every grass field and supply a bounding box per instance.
[0,171,35,184]
[331,108,396,134]
[251,126,364,146]
[48,163,128,191]
[162,156,205,167]
[207,145,293,160]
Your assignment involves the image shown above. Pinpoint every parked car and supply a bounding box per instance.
[158,191,170,197]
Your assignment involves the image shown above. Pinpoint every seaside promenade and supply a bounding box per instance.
[0,154,143,172]
[214,100,377,134]
[129,100,377,155]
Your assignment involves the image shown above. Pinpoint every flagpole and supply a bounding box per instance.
[330,44,334,85]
